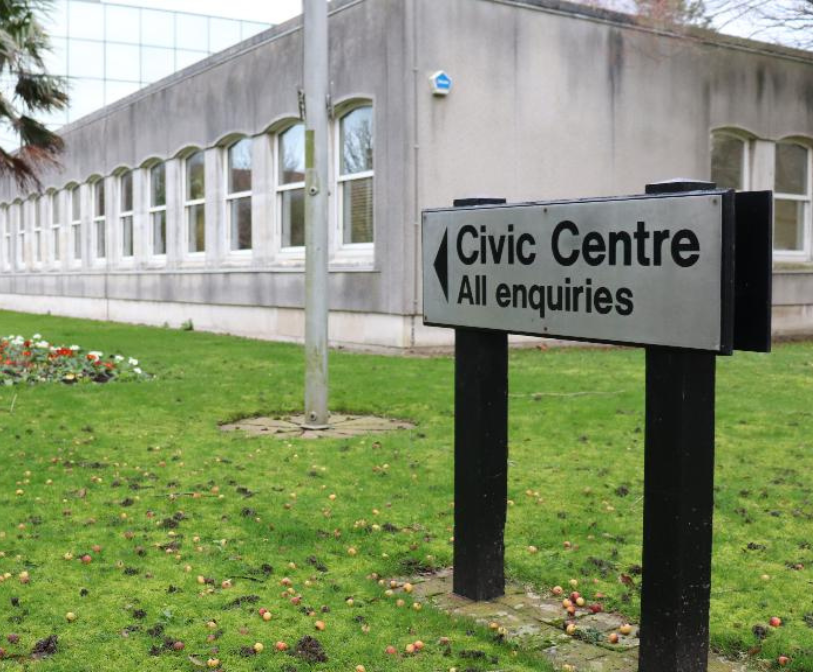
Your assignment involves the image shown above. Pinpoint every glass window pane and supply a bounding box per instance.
[52,192,60,224]
[121,216,133,257]
[69,78,105,119]
[279,124,305,185]
[71,187,80,221]
[187,204,205,253]
[94,181,105,218]
[68,39,104,79]
[186,151,205,200]
[342,177,373,244]
[105,80,141,106]
[120,171,133,212]
[341,106,373,175]
[228,139,252,194]
[42,36,67,77]
[53,227,60,261]
[230,196,252,250]
[711,134,743,191]
[106,43,141,83]
[176,14,208,51]
[209,18,241,52]
[776,143,808,195]
[150,163,166,207]
[281,188,305,247]
[774,199,805,251]
[153,211,166,254]
[141,9,175,48]
[42,1,69,38]
[241,21,269,41]
[176,49,206,71]
[106,5,141,45]
[95,220,105,258]
[68,2,103,40]
[141,46,174,83]
[73,223,81,259]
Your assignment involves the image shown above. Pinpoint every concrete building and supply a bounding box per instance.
[1,0,812,349]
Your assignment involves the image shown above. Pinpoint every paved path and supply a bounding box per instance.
[400,569,753,672]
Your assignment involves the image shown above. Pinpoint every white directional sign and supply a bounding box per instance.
[423,193,734,353]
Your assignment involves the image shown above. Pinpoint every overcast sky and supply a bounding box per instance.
[103,0,304,24]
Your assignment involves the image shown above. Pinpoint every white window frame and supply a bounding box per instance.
[225,138,253,256]
[183,150,206,259]
[119,170,135,262]
[276,123,306,258]
[69,185,82,267]
[0,206,9,272]
[50,191,62,267]
[335,102,375,261]
[148,162,167,259]
[16,201,26,270]
[91,179,106,262]
[31,197,43,268]
[773,142,812,261]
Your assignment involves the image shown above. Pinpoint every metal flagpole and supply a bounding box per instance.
[303,0,329,428]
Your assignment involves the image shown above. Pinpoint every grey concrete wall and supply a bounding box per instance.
[413,0,813,210]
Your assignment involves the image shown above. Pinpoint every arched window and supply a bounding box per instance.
[338,104,374,245]
[69,184,82,264]
[119,170,134,259]
[277,123,305,248]
[91,178,106,260]
[184,150,206,254]
[0,205,9,271]
[149,162,167,256]
[50,190,62,264]
[16,201,25,270]
[32,196,42,266]
[226,138,252,251]
[710,131,748,191]
[774,141,811,254]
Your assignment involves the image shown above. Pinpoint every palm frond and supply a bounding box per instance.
[15,71,69,111]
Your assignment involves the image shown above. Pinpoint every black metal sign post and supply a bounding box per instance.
[427,185,772,671]
[452,197,508,601]
[639,180,720,672]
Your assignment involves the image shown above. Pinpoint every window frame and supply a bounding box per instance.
[118,169,135,262]
[0,205,9,272]
[69,184,82,267]
[31,196,43,268]
[50,190,62,267]
[16,200,26,270]
[183,150,206,258]
[91,178,107,262]
[148,161,167,259]
[773,141,812,260]
[276,122,306,255]
[335,102,375,256]
[225,137,253,255]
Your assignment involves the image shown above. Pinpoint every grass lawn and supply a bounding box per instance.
[0,310,811,671]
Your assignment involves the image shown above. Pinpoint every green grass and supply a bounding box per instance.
[0,310,811,670]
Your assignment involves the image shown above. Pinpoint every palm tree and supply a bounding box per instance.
[0,0,68,190]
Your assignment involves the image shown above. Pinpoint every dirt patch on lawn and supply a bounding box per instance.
[219,414,415,439]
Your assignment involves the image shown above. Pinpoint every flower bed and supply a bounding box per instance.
[0,334,149,385]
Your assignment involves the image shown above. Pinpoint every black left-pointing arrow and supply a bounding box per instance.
[433,229,449,301]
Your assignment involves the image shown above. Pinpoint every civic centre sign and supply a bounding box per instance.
[423,192,733,353]
[423,183,772,672]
